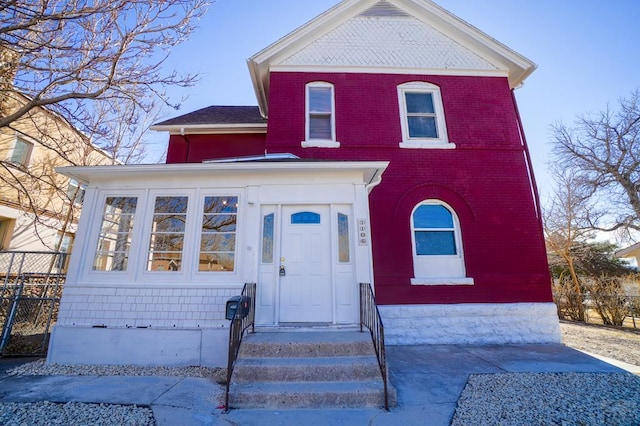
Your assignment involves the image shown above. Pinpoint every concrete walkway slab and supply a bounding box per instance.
[461,344,624,373]
[0,344,634,425]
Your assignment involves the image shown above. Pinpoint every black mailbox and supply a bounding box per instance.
[225,296,250,320]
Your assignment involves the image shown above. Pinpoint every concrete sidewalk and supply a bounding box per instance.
[0,344,629,425]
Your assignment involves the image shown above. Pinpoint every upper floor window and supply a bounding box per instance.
[303,82,340,148]
[10,136,34,168]
[410,200,472,285]
[398,82,453,149]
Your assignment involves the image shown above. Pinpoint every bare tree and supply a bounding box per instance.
[0,0,208,248]
[550,90,640,235]
[0,0,209,131]
[544,169,594,321]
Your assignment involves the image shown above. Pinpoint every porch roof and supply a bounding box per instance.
[56,160,389,189]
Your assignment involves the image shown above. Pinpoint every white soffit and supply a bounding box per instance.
[56,161,390,187]
[248,0,536,115]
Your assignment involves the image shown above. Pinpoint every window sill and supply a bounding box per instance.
[399,141,456,149]
[411,277,474,286]
[301,140,341,148]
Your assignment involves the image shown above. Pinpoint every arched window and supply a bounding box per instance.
[410,201,473,285]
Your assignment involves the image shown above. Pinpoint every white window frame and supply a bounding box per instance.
[410,200,473,285]
[302,81,340,148]
[141,190,195,280]
[10,135,34,167]
[83,191,147,282]
[398,82,454,149]
[194,192,240,277]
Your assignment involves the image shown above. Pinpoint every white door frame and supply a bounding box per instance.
[256,203,358,326]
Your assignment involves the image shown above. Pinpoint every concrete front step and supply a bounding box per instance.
[233,355,381,382]
[228,380,388,409]
[229,330,396,409]
[238,330,374,358]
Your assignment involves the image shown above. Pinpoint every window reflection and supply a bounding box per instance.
[413,204,457,256]
[147,196,188,272]
[94,197,138,271]
[199,196,238,272]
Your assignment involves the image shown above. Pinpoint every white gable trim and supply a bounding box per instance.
[271,64,509,79]
[248,0,536,116]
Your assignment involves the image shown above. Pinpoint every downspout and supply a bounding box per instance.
[180,127,192,163]
[511,90,545,238]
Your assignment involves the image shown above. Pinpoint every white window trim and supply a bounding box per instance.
[302,81,341,148]
[193,192,241,279]
[398,82,453,149]
[83,190,148,282]
[10,135,35,167]
[410,200,472,286]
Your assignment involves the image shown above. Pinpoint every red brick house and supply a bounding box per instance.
[49,0,559,367]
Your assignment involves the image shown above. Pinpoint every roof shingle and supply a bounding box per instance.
[154,106,266,126]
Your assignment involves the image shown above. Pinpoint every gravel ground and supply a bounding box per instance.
[452,372,640,426]
[560,320,640,366]
[0,401,154,426]
[1,321,639,425]
[1,363,224,425]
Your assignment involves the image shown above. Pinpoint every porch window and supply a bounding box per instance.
[198,196,237,272]
[147,196,188,272]
[94,197,138,272]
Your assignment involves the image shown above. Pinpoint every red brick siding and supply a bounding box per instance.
[166,133,266,163]
[266,72,551,305]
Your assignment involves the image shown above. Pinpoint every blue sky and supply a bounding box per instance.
[155,0,640,199]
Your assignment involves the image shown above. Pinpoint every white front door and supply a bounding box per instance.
[279,205,332,323]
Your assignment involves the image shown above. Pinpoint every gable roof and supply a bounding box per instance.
[248,0,536,116]
[150,106,267,134]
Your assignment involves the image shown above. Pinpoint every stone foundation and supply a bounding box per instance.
[379,302,561,345]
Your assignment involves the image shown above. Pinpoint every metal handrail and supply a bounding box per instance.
[224,282,256,411]
[359,282,389,411]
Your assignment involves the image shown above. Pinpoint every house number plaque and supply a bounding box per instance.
[358,218,368,246]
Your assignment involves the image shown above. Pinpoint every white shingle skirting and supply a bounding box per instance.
[379,302,561,345]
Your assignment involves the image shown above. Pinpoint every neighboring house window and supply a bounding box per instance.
[66,179,86,205]
[410,201,472,285]
[94,197,138,272]
[147,196,188,272]
[198,196,238,272]
[10,136,34,167]
[0,218,14,250]
[54,232,74,271]
[302,82,340,148]
[398,82,453,149]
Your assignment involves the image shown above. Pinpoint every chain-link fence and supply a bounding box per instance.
[1,251,67,356]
